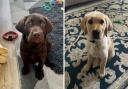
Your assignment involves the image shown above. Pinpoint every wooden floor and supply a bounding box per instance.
[0,39,21,89]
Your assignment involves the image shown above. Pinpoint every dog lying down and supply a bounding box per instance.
[15,13,55,80]
[81,11,115,78]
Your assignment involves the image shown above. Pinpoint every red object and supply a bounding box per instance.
[56,0,62,4]
[2,31,18,41]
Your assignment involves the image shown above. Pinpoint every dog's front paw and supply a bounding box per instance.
[22,66,30,75]
[99,73,105,78]
[98,69,105,78]
[35,69,44,80]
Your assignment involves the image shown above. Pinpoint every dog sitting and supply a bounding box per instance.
[80,11,115,78]
[16,13,54,80]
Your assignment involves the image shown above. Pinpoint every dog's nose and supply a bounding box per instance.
[32,32,40,37]
[92,30,100,39]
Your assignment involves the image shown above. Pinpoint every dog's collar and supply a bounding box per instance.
[89,40,96,43]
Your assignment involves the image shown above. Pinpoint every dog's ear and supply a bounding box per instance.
[80,16,88,34]
[44,16,53,33]
[105,16,113,36]
[15,16,28,33]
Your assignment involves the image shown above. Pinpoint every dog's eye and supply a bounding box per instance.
[40,22,45,27]
[88,19,93,24]
[28,22,32,26]
[100,20,104,24]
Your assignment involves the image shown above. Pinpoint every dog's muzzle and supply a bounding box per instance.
[92,30,100,39]
[32,32,41,37]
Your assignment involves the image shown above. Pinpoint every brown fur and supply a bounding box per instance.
[16,13,54,80]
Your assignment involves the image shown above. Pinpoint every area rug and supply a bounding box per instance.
[65,0,128,89]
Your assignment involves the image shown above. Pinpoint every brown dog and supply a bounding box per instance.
[16,13,54,80]
[81,11,115,78]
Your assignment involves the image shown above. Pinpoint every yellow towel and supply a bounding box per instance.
[0,44,8,63]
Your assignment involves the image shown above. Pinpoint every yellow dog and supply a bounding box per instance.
[81,11,115,78]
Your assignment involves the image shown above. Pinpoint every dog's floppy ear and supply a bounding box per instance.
[80,16,88,34]
[44,16,53,33]
[15,16,28,33]
[105,16,113,36]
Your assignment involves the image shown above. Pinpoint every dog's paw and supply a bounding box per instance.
[98,70,105,78]
[35,69,44,80]
[22,67,30,75]
[99,73,105,78]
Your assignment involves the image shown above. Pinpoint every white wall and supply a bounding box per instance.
[0,0,13,36]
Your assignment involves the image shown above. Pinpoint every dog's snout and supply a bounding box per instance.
[92,30,100,34]
[32,32,40,37]
[92,30,100,39]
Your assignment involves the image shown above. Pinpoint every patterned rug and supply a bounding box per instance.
[65,0,128,89]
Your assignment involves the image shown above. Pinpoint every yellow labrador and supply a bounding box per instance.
[81,11,115,78]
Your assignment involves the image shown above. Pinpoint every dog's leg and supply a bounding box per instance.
[99,57,107,78]
[81,54,93,73]
[92,58,100,68]
[108,41,115,60]
[35,58,45,80]
[22,58,30,75]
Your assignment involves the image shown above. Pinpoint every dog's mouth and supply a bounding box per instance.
[27,35,44,44]
[90,40,96,43]
[31,37,43,44]
[89,39,101,43]
[27,30,44,44]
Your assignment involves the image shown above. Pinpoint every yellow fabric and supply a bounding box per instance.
[0,44,8,63]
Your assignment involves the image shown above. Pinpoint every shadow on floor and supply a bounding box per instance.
[17,56,38,89]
